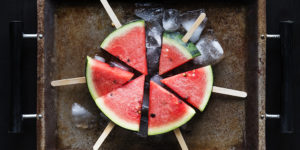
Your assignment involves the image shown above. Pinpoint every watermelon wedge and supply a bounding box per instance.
[161,66,213,111]
[86,56,134,99]
[101,20,148,74]
[148,81,196,135]
[94,75,145,131]
[159,32,200,75]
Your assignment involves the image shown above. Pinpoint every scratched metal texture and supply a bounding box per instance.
[37,0,266,149]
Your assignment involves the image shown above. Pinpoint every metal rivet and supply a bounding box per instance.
[260,34,265,39]
[38,33,43,39]
[22,114,43,120]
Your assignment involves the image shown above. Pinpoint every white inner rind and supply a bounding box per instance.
[95,97,139,131]
[198,65,214,112]
[148,107,196,135]
[101,20,145,48]
[86,56,139,131]
[86,56,99,100]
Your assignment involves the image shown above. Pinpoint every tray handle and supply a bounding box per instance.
[8,21,23,133]
[280,20,295,134]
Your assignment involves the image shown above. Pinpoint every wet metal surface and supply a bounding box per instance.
[37,0,266,149]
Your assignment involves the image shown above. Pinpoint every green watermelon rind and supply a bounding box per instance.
[94,97,140,131]
[86,56,140,131]
[148,107,195,135]
[198,65,214,112]
[163,32,201,59]
[86,56,99,100]
[100,20,145,48]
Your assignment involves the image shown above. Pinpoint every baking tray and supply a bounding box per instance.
[36,0,266,149]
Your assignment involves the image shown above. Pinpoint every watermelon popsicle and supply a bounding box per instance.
[48,1,249,149]
[159,13,206,75]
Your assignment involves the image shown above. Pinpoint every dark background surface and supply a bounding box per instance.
[266,0,300,150]
[0,0,299,149]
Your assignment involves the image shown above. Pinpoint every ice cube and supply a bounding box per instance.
[135,7,164,22]
[162,9,180,32]
[147,47,161,75]
[135,6,164,75]
[72,103,97,129]
[146,21,163,48]
[150,74,163,86]
[193,30,224,66]
[94,55,105,62]
[109,61,129,71]
[180,9,207,43]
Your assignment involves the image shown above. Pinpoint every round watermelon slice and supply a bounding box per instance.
[101,20,148,75]
[159,32,200,75]
[161,66,213,111]
[86,56,134,99]
[148,81,196,135]
[94,75,145,131]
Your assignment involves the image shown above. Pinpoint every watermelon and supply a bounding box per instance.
[94,75,145,131]
[159,32,200,75]
[161,66,213,111]
[86,56,134,99]
[101,20,148,74]
[148,81,196,135]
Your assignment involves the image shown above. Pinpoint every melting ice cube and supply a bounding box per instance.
[180,9,207,43]
[147,47,161,75]
[193,29,224,66]
[150,74,163,86]
[109,61,129,71]
[135,7,164,22]
[146,21,163,48]
[162,9,180,32]
[72,103,97,129]
[94,55,105,62]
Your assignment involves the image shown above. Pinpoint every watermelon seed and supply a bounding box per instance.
[168,58,173,62]
[150,113,156,118]
[178,100,182,104]
[138,110,141,114]
[110,93,113,96]
[113,80,118,84]
[127,58,130,62]
[182,73,187,77]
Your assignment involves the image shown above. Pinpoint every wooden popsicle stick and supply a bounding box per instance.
[212,86,247,98]
[51,77,86,87]
[50,9,204,87]
[50,6,246,100]
[93,121,115,150]
[181,13,206,43]
[174,128,189,150]
[51,0,122,87]
[100,0,122,28]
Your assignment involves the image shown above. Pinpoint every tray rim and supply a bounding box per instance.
[36,0,266,149]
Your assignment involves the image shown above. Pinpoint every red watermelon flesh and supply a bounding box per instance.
[86,56,134,99]
[101,20,147,74]
[94,75,145,131]
[159,32,200,75]
[148,81,195,135]
[161,66,213,111]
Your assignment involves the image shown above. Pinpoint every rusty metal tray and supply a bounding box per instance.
[37,0,266,149]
